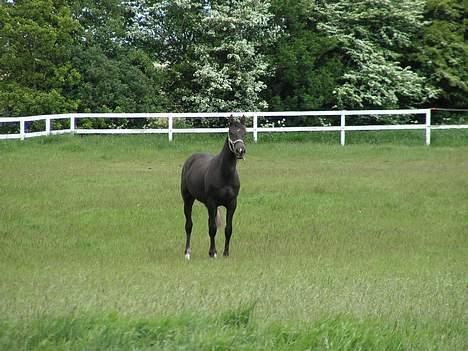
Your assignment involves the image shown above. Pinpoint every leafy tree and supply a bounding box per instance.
[0,0,81,116]
[72,46,168,113]
[312,0,438,109]
[67,0,129,54]
[410,0,467,109]
[68,0,169,114]
[125,0,211,113]
[126,0,280,112]
[265,0,345,112]
[184,0,280,112]
[125,0,203,64]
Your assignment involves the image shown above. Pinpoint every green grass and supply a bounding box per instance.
[1,131,467,350]
[1,308,464,350]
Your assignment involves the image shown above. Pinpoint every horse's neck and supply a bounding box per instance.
[217,138,237,175]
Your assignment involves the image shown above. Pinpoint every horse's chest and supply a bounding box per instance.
[210,184,238,204]
[205,169,240,205]
[220,186,237,199]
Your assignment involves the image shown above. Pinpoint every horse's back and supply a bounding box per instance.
[182,153,213,175]
[181,153,213,202]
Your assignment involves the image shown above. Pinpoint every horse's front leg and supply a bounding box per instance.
[207,204,218,258]
[223,200,237,257]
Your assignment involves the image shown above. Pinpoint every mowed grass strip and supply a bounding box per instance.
[0,131,467,349]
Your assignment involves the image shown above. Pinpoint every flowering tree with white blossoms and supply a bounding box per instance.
[126,0,280,112]
[185,0,280,112]
[312,0,438,109]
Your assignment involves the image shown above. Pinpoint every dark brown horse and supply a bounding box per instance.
[181,116,247,259]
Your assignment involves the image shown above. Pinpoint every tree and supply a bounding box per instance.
[185,0,280,112]
[72,46,168,113]
[312,0,438,109]
[68,0,169,113]
[126,0,280,112]
[0,0,81,116]
[265,0,345,112]
[67,0,129,54]
[410,0,467,108]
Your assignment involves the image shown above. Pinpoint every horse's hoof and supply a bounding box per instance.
[209,252,217,258]
[185,253,191,260]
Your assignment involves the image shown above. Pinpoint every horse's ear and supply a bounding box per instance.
[240,115,246,125]
[228,114,235,125]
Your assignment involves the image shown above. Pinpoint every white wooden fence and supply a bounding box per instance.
[1,109,467,145]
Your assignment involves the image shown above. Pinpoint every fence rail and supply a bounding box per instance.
[1,109,467,145]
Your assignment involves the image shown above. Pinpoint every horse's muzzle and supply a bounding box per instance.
[235,144,246,159]
[229,138,246,159]
[236,148,246,159]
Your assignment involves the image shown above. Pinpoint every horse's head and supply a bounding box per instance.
[228,115,247,159]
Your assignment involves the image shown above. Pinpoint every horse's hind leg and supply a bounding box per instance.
[183,193,195,260]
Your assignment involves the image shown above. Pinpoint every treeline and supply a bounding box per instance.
[0,0,466,118]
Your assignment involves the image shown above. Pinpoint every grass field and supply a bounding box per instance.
[1,131,467,350]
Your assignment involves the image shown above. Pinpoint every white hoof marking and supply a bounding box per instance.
[185,253,191,260]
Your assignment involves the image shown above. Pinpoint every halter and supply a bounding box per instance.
[228,137,245,155]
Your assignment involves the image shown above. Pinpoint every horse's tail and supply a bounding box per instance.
[216,207,224,228]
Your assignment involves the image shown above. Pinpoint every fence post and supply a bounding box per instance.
[168,114,173,141]
[70,115,76,134]
[340,111,346,146]
[20,118,25,140]
[425,109,431,146]
[253,113,258,143]
[45,117,51,136]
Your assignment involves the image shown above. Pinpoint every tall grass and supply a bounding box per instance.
[1,131,467,349]
[1,308,463,350]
